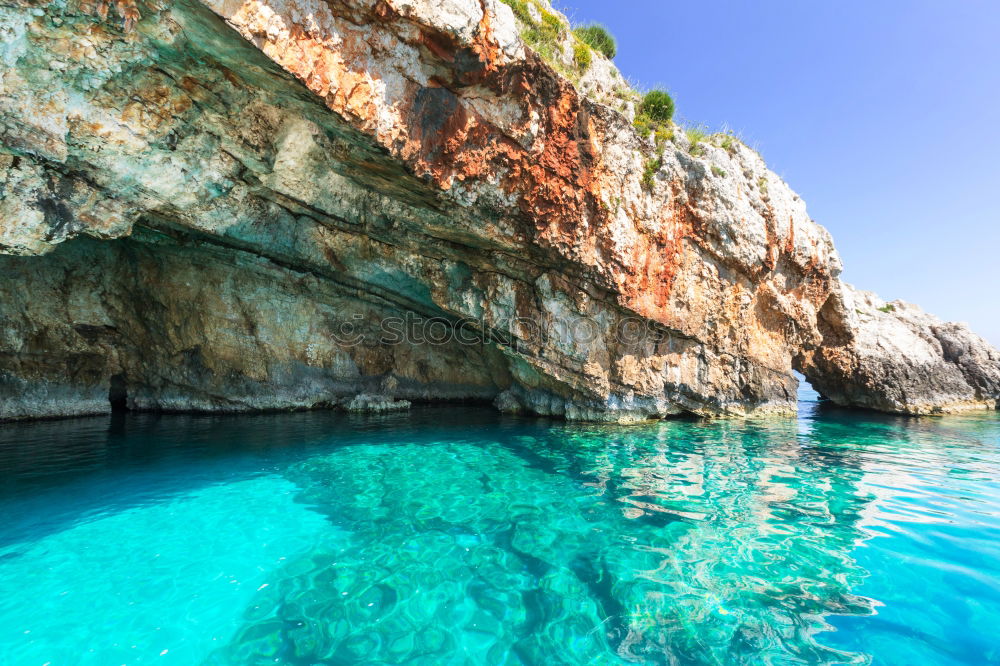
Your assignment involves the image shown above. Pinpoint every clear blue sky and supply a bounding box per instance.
[557,0,1000,346]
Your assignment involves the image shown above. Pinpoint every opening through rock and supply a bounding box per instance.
[109,374,128,412]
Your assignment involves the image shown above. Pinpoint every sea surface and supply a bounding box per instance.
[1,387,999,665]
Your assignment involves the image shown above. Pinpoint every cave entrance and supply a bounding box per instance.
[109,373,128,412]
[793,370,820,404]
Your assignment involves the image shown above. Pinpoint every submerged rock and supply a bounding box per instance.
[344,394,411,413]
[0,0,996,420]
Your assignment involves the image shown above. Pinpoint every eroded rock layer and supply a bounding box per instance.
[1,0,997,420]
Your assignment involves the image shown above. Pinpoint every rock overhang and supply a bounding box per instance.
[0,0,996,421]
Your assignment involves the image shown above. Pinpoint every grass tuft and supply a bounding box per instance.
[757,175,769,196]
[718,133,736,155]
[572,23,616,59]
[500,0,562,60]
[572,39,592,71]
[539,7,563,38]
[684,125,710,146]
[685,125,710,156]
[499,0,532,24]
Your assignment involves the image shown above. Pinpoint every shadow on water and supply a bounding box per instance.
[0,407,521,546]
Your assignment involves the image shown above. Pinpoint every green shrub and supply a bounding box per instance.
[711,166,727,178]
[573,24,616,59]
[641,155,663,191]
[573,40,592,71]
[757,175,769,196]
[877,304,897,313]
[639,90,675,124]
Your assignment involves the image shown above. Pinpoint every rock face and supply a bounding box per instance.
[0,0,997,421]
[797,283,1000,414]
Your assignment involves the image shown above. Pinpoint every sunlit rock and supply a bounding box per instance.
[0,0,996,420]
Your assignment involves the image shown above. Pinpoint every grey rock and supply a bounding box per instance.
[343,394,411,413]
[797,284,1000,414]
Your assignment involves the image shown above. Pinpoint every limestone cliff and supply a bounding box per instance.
[1,0,997,421]
[797,283,1000,414]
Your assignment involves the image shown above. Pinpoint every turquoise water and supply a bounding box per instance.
[1,391,999,665]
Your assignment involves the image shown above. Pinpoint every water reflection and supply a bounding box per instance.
[1,399,998,665]
[211,405,1000,663]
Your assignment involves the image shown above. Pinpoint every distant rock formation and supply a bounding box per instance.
[1,0,997,421]
[797,284,1000,414]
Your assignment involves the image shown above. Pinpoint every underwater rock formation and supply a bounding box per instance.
[1,0,997,420]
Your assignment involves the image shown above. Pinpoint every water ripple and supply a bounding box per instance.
[0,403,997,664]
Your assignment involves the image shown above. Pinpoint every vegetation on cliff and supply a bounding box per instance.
[638,90,675,124]
[572,23,616,59]
[497,0,752,172]
[498,0,623,89]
